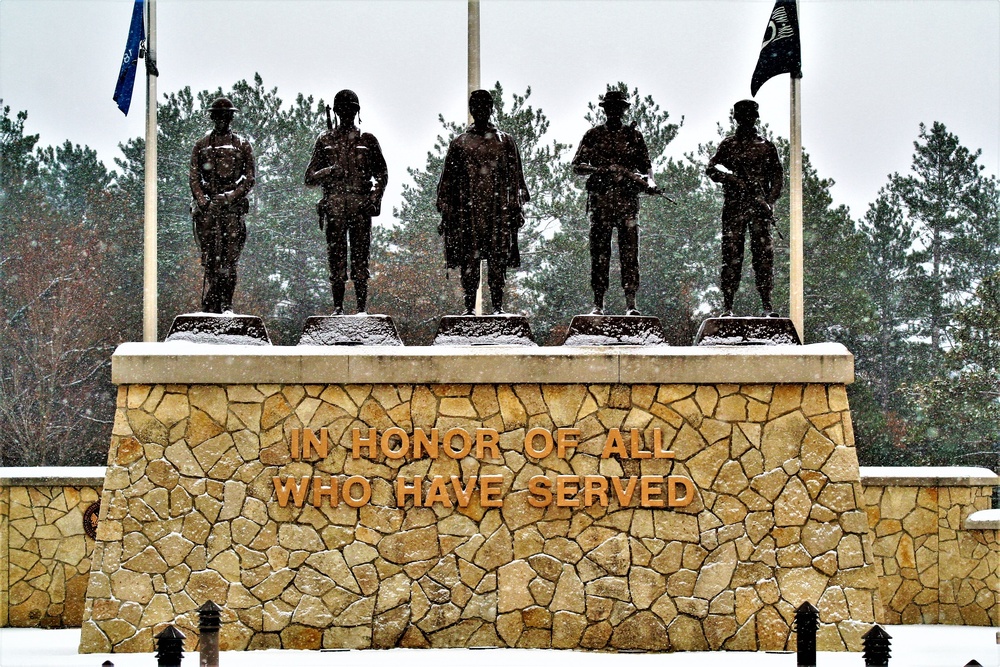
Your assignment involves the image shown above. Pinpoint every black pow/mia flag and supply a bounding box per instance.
[750,0,802,96]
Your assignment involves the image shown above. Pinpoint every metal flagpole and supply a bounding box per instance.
[468,0,480,119]
[143,0,158,342]
[789,75,803,339]
[788,0,803,341]
[468,0,485,316]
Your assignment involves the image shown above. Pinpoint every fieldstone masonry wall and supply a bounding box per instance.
[862,468,999,626]
[0,469,104,628]
[79,364,882,652]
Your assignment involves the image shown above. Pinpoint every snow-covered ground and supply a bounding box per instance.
[0,626,997,667]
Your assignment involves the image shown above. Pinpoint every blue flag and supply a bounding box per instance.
[113,0,144,115]
[750,0,802,97]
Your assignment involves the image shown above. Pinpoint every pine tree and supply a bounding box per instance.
[905,271,1000,466]
[890,122,988,350]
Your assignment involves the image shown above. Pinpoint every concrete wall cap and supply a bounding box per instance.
[860,466,1000,487]
[964,509,1000,530]
[0,466,107,487]
[111,341,854,385]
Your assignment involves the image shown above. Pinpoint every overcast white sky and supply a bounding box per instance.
[1,0,998,222]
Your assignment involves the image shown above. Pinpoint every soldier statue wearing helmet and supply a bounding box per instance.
[305,89,388,314]
[706,99,783,317]
[189,97,257,313]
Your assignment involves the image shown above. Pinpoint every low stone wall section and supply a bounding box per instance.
[80,378,881,652]
[0,468,105,628]
[861,467,999,626]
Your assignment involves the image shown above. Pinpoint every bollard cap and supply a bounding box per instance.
[795,601,819,615]
[793,601,819,631]
[155,625,186,641]
[102,662,114,667]
[198,600,222,630]
[155,624,186,659]
[861,625,891,642]
[862,624,892,664]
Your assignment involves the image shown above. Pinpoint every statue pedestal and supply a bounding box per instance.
[85,342,879,654]
[298,314,403,346]
[164,313,271,345]
[695,316,802,346]
[433,314,536,346]
[562,314,666,346]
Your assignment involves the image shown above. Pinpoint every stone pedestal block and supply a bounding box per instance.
[165,314,271,346]
[298,315,403,346]
[562,314,666,346]
[433,315,536,346]
[695,316,801,346]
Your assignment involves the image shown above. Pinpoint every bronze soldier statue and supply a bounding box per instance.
[706,99,783,316]
[189,97,256,313]
[437,89,530,315]
[572,90,656,316]
[305,90,388,314]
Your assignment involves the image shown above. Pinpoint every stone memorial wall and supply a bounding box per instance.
[861,467,999,626]
[79,343,883,653]
[0,468,104,628]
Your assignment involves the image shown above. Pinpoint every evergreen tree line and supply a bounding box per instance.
[1,75,998,470]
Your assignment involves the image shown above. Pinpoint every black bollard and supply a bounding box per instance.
[102,661,114,667]
[155,625,186,667]
[197,600,222,667]
[862,624,892,667]
[794,601,819,667]
[964,661,983,666]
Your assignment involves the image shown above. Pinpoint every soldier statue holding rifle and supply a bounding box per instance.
[189,97,256,314]
[305,89,388,315]
[572,90,659,317]
[706,99,783,317]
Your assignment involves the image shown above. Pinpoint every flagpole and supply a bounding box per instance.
[789,74,803,340]
[468,0,484,316]
[786,0,804,341]
[143,0,158,342]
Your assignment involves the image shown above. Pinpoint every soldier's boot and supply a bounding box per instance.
[331,281,346,316]
[760,291,777,317]
[463,290,476,316]
[625,291,641,317]
[721,291,735,317]
[490,287,505,315]
[591,291,605,316]
[355,282,368,314]
[219,275,237,313]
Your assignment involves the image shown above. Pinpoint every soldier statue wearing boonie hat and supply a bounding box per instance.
[572,89,657,316]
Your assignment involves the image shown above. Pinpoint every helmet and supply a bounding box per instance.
[333,89,360,112]
[733,99,760,115]
[469,89,494,104]
[207,97,239,114]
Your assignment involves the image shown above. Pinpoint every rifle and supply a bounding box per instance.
[749,181,784,241]
[619,168,677,203]
[325,104,333,131]
[713,165,783,240]
[646,185,677,204]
